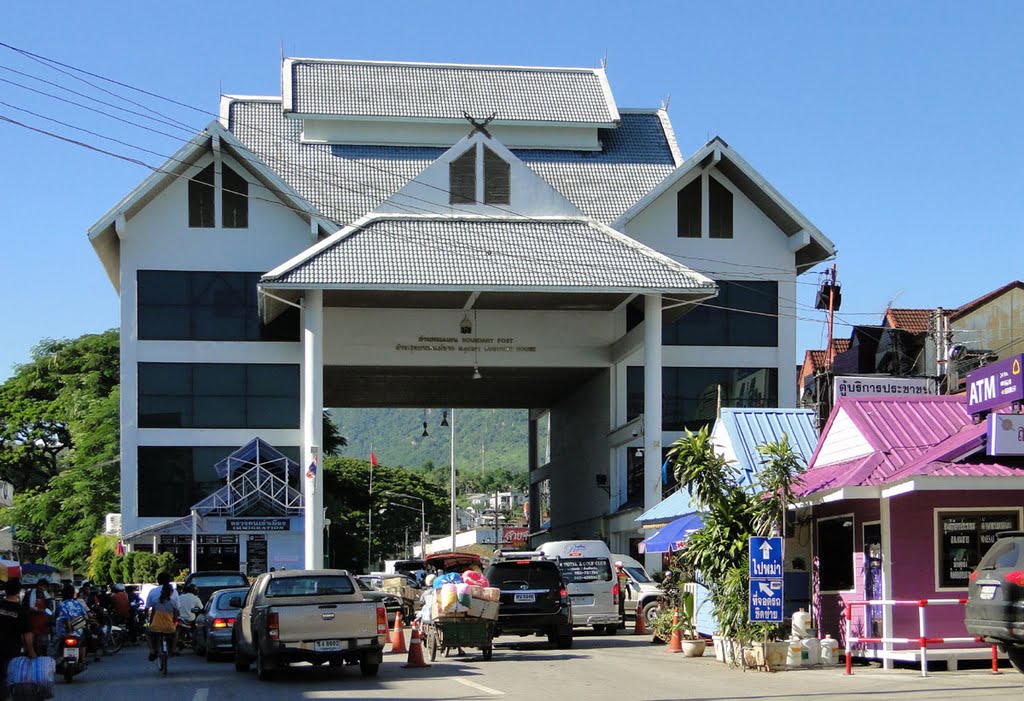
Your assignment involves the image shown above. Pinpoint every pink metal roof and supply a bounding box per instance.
[797,395,1024,496]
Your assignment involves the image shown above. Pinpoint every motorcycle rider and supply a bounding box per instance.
[110,584,130,625]
[55,584,89,652]
[177,585,203,649]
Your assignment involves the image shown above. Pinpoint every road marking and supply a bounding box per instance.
[455,677,504,696]
[192,689,209,701]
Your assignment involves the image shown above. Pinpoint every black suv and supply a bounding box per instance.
[485,559,573,648]
[965,531,1024,672]
[183,571,250,604]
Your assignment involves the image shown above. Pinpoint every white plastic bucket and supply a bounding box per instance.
[786,636,803,668]
[801,636,821,665]
[820,634,839,665]
[792,608,812,638]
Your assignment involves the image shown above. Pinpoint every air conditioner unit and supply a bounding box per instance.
[104,513,122,536]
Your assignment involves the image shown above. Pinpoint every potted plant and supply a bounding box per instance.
[676,590,706,657]
[668,429,807,670]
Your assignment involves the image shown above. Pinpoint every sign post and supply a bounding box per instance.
[749,536,784,623]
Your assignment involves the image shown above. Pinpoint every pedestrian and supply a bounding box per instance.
[22,579,52,657]
[614,562,631,629]
[0,579,35,699]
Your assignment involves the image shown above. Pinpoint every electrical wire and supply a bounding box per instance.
[0,44,873,329]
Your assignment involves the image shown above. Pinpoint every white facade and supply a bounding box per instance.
[90,58,833,572]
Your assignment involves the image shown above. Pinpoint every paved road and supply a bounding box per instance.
[60,632,1023,700]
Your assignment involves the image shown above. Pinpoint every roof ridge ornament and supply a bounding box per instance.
[463,111,497,138]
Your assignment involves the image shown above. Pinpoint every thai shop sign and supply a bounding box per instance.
[967,354,1024,414]
[226,518,290,532]
[986,413,1024,456]
[833,375,937,403]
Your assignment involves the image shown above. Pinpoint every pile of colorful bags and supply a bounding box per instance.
[422,570,500,620]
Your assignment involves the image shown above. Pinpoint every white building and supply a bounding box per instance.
[88,58,833,572]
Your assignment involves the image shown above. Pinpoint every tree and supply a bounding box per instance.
[323,456,447,572]
[0,330,120,568]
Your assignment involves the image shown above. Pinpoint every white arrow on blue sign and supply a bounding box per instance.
[748,578,784,623]
[749,536,784,579]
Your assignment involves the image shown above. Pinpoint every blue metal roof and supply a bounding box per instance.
[718,408,819,487]
[635,489,693,525]
[635,408,818,526]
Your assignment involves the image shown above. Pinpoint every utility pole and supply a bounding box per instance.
[825,264,838,367]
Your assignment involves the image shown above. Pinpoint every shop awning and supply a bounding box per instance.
[637,512,703,554]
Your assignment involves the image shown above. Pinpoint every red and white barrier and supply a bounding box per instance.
[842,598,996,677]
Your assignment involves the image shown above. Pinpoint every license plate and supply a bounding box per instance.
[64,648,79,661]
[980,584,997,600]
[314,639,343,652]
[514,593,535,603]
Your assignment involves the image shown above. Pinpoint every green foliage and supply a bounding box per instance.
[324,456,448,572]
[331,408,528,475]
[0,330,120,569]
[669,429,802,642]
[752,434,806,537]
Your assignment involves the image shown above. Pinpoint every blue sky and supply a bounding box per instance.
[2,2,1022,380]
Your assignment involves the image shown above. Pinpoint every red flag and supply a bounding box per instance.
[370,453,378,467]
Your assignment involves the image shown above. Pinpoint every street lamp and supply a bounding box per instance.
[381,491,427,557]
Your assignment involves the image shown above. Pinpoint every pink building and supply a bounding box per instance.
[795,395,1024,667]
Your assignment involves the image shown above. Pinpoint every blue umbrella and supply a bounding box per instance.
[21,563,59,574]
[638,512,704,554]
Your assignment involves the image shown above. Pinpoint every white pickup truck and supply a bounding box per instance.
[232,569,389,680]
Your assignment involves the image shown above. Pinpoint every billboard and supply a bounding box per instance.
[967,354,1024,414]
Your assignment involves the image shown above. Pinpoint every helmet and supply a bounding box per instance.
[186,584,198,594]
[424,574,436,587]
[615,561,623,568]
[113,583,125,592]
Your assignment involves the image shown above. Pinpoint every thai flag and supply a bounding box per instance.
[306,456,317,479]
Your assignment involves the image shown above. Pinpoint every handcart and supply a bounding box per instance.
[421,616,496,661]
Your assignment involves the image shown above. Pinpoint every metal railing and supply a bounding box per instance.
[842,597,995,677]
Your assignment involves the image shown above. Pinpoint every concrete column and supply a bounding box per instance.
[644,294,663,571]
[303,289,324,569]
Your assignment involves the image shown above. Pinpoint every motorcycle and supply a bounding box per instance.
[56,628,88,683]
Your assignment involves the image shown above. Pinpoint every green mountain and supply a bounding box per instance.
[329,408,529,475]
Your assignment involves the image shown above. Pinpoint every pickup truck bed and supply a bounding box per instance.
[234,569,388,680]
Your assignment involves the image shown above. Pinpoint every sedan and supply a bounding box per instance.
[193,587,249,661]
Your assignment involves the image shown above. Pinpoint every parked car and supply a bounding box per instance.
[233,569,388,680]
[485,557,573,648]
[611,554,662,626]
[538,540,618,634]
[184,571,250,604]
[355,577,405,625]
[965,531,1024,672]
[193,586,249,661]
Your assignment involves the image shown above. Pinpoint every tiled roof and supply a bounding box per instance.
[952,280,1023,320]
[805,339,851,371]
[226,99,678,226]
[285,59,618,124]
[717,408,820,484]
[262,215,717,291]
[884,308,934,335]
[796,395,1021,495]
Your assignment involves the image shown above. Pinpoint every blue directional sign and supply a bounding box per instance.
[749,579,785,623]
[749,536,784,579]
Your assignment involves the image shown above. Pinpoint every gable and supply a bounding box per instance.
[373,132,582,218]
[814,408,873,466]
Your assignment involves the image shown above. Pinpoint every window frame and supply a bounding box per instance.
[188,164,216,228]
[449,147,477,204]
[816,513,856,594]
[221,163,249,229]
[708,174,734,239]
[933,507,1023,592]
[676,176,702,238]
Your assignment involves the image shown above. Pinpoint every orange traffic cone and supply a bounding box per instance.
[390,610,408,654]
[668,609,682,653]
[402,622,431,668]
[634,610,647,636]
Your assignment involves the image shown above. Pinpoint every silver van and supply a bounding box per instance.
[538,541,619,634]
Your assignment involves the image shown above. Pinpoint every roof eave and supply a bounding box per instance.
[285,113,618,129]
